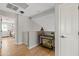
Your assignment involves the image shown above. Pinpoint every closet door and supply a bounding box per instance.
[56,4,78,56]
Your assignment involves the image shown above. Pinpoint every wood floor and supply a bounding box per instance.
[0,37,55,56]
[0,49,1,56]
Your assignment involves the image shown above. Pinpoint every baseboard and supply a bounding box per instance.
[0,44,2,48]
[15,42,24,45]
[23,42,27,45]
[1,36,10,38]
[15,42,39,49]
[28,44,39,49]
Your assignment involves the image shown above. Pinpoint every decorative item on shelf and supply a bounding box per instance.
[40,27,45,35]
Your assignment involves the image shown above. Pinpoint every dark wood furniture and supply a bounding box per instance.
[40,35,55,49]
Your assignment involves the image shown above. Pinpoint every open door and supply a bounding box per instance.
[55,4,78,56]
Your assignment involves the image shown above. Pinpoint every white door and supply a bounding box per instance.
[0,16,2,48]
[56,4,78,56]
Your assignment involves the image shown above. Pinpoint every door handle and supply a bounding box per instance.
[60,35,66,38]
[78,32,79,35]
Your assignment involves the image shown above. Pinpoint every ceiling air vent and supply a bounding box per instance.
[13,3,29,9]
[7,3,18,11]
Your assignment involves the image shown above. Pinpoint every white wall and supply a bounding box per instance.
[78,9,79,53]
[22,16,30,32]
[16,15,30,45]
[16,15,23,44]
[31,8,55,31]
[29,31,38,49]
[0,40,1,48]
[22,32,29,46]
[27,8,56,49]
[16,14,40,48]
[22,16,30,45]
[78,10,79,32]
[29,19,41,31]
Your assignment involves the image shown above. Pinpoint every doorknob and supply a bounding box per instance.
[78,32,79,35]
[60,35,66,38]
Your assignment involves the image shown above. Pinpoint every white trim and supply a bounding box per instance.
[24,42,27,45]
[15,42,27,45]
[15,42,24,45]
[0,42,2,48]
[28,44,39,49]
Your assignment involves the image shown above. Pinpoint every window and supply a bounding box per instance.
[2,23,8,32]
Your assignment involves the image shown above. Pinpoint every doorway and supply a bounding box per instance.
[0,15,16,55]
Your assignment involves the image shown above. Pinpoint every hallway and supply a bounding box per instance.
[0,37,54,56]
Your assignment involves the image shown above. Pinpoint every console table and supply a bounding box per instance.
[40,35,55,49]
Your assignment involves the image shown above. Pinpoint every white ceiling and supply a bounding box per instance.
[0,3,56,17]
[24,3,56,17]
